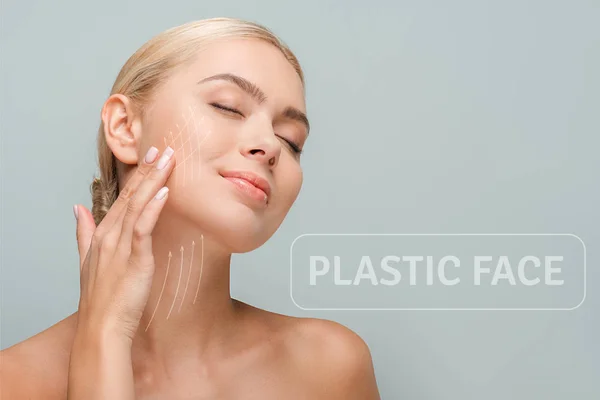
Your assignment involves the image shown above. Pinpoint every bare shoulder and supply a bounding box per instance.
[1,343,49,399]
[282,316,381,399]
[231,302,381,398]
[0,313,76,399]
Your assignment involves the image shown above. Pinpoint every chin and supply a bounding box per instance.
[174,194,277,253]
[209,204,274,253]
[166,170,287,253]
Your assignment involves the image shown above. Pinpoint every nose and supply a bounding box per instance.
[239,129,281,168]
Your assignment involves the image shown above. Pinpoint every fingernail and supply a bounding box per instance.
[73,205,79,220]
[155,186,169,200]
[145,146,159,164]
[156,147,174,170]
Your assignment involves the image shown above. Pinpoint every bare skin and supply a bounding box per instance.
[0,36,381,399]
[1,305,379,399]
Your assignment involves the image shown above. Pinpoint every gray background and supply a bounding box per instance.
[1,0,598,398]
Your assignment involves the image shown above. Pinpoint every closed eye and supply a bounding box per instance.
[210,102,244,116]
[211,103,303,155]
[278,136,302,155]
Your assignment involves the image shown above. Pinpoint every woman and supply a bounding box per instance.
[0,17,380,399]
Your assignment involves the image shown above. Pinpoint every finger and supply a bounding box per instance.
[118,146,175,252]
[117,190,170,325]
[95,146,161,236]
[74,205,97,272]
[128,186,170,274]
[83,146,162,290]
[75,206,100,299]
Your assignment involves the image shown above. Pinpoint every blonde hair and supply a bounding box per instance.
[91,17,304,225]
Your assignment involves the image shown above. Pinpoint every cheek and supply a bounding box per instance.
[150,105,221,165]
[141,103,222,194]
[166,117,222,189]
[164,107,208,151]
[278,162,303,205]
[145,96,219,144]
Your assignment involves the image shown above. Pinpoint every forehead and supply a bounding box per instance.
[180,38,306,111]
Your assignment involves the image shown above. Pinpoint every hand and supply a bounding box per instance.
[67,146,175,400]
[74,145,176,343]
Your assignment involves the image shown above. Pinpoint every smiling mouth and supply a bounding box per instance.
[219,171,271,207]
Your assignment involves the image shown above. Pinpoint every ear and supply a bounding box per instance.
[102,94,143,166]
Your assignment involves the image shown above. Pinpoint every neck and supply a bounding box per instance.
[131,207,240,375]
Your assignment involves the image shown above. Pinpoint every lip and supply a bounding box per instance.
[220,170,272,204]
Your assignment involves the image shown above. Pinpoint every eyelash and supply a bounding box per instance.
[210,103,303,155]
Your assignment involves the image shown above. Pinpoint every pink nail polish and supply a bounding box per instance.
[155,187,169,200]
[145,146,159,164]
[156,147,174,170]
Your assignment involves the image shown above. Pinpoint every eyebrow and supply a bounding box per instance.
[198,73,310,135]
